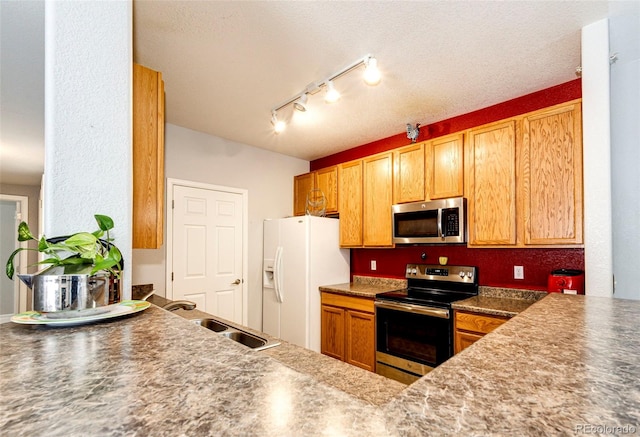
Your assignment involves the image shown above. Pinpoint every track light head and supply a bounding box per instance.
[271,111,286,134]
[363,56,381,86]
[270,54,381,132]
[293,94,308,112]
[324,81,340,103]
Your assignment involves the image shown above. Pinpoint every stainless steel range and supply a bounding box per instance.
[375,263,478,384]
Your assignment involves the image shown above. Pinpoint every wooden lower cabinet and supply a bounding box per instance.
[320,292,375,372]
[320,305,345,361]
[454,310,509,354]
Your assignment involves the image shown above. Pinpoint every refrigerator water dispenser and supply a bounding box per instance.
[263,260,274,289]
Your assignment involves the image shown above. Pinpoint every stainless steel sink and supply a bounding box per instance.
[194,318,229,332]
[192,318,280,351]
[221,331,269,349]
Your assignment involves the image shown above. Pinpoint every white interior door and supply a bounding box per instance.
[171,184,244,323]
[0,195,29,322]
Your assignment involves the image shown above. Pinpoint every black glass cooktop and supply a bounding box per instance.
[376,287,476,309]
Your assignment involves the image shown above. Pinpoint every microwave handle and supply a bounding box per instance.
[437,208,444,240]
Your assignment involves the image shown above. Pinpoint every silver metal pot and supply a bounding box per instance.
[17,265,120,317]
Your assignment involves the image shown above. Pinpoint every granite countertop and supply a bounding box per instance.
[2,293,639,435]
[383,293,640,435]
[319,275,407,298]
[0,305,392,436]
[452,287,548,317]
[149,294,406,406]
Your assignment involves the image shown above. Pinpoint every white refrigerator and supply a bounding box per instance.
[262,216,350,353]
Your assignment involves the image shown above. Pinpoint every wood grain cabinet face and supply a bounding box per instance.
[426,133,464,200]
[345,310,375,372]
[293,172,315,216]
[321,292,375,372]
[363,152,394,247]
[133,63,165,249]
[315,166,338,214]
[467,120,517,246]
[321,304,345,361]
[393,143,425,204]
[454,310,508,354]
[338,160,363,247]
[521,102,583,245]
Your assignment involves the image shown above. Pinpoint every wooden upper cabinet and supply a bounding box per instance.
[363,152,394,247]
[426,133,464,200]
[315,166,338,214]
[393,142,425,204]
[338,160,363,247]
[467,120,517,246]
[133,63,165,249]
[293,172,315,216]
[521,101,583,245]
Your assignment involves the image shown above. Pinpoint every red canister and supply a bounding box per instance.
[547,269,585,294]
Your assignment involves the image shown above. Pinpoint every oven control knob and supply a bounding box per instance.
[411,268,417,275]
[466,272,474,278]
[459,271,465,278]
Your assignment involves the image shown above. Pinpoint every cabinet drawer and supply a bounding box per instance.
[455,311,508,335]
[321,292,374,313]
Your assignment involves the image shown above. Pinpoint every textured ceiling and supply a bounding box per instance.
[1,1,614,185]
[133,1,610,161]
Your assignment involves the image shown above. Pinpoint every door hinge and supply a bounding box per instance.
[171,272,174,281]
[172,200,175,209]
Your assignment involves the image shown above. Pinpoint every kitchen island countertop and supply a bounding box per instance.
[1,293,639,435]
[152,295,407,406]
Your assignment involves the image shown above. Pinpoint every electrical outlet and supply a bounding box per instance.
[514,266,524,280]
[371,260,377,271]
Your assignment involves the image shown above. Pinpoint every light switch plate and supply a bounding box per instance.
[371,260,377,271]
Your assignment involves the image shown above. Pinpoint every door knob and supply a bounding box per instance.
[231,279,241,285]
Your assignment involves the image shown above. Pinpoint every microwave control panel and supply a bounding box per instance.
[442,208,460,236]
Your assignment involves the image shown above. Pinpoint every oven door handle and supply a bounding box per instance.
[374,300,450,319]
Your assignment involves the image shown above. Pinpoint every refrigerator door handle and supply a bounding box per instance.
[274,246,284,303]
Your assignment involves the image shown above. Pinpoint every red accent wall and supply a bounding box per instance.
[310,79,581,171]
[351,247,584,291]
[311,79,584,290]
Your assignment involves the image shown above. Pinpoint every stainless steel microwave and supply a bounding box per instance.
[392,197,467,244]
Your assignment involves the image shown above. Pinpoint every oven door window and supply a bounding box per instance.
[376,306,451,367]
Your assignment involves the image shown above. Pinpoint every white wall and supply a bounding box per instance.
[132,123,309,330]
[43,1,132,295]
[610,1,640,300]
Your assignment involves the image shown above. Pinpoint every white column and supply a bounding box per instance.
[609,1,640,300]
[43,0,132,296]
[581,19,613,297]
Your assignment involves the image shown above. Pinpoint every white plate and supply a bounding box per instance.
[10,300,151,326]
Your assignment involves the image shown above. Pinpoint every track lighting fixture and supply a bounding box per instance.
[363,56,381,86]
[324,80,340,103]
[271,111,286,134]
[293,93,308,112]
[270,54,381,133]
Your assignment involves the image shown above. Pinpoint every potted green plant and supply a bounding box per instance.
[5,214,123,315]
